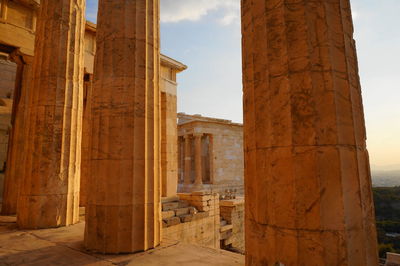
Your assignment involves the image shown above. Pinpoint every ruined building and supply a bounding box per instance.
[177,113,244,196]
[0,0,379,265]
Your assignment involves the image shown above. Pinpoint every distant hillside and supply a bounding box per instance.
[372,170,400,187]
[373,187,400,257]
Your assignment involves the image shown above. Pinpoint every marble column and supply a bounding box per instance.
[84,0,161,254]
[17,0,85,229]
[193,133,203,186]
[241,0,378,265]
[1,53,32,215]
[184,135,192,185]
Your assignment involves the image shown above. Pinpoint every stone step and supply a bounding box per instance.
[220,230,233,240]
[178,200,190,208]
[223,237,233,246]
[162,216,181,228]
[179,214,194,223]
[162,201,179,211]
[161,196,180,203]
[175,207,189,216]
[220,224,233,232]
[162,210,175,219]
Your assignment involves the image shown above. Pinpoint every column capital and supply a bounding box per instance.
[193,133,203,138]
[183,134,191,139]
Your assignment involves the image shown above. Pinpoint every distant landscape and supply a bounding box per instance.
[373,187,400,257]
[372,167,400,187]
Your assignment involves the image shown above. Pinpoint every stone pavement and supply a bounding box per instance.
[0,216,244,266]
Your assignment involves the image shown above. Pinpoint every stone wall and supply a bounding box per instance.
[220,198,245,252]
[162,192,220,249]
[211,124,243,195]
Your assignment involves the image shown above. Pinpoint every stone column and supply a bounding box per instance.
[17,0,85,229]
[193,133,203,186]
[184,135,192,185]
[241,0,378,265]
[84,0,161,254]
[1,53,32,215]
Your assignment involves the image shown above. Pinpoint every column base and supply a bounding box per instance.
[17,193,79,229]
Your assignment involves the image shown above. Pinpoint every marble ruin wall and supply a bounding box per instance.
[220,198,245,253]
[162,192,220,249]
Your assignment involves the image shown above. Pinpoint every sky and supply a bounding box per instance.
[86,0,400,169]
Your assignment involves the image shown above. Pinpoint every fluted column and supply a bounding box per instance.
[84,0,161,254]
[183,135,192,185]
[16,0,85,229]
[241,0,378,265]
[1,53,33,215]
[193,133,203,186]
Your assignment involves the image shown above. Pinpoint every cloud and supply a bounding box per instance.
[161,0,240,25]
[219,11,239,26]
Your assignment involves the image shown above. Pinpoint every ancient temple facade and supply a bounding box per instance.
[177,113,244,196]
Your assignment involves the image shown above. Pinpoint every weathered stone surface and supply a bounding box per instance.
[162,211,175,220]
[160,72,178,197]
[79,72,93,207]
[242,0,378,265]
[386,253,400,265]
[0,216,244,266]
[220,199,245,252]
[220,230,233,241]
[163,217,181,227]
[195,206,210,212]
[17,0,85,229]
[179,214,194,223]
[161,196,180,203]
[159,56,186,198]
[163,202,179,211]
[163,212,219,249]
[194,212,209,220]
[178,200,190,208]
[84,0,161,254]
[175,207,189,217]
[188,207,197,215]
[220,224,233,233]
[1,54,32,215]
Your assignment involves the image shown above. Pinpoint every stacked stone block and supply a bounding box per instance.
[161,196,198,226]
[162,192,220,248]
[219,198,245,252]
